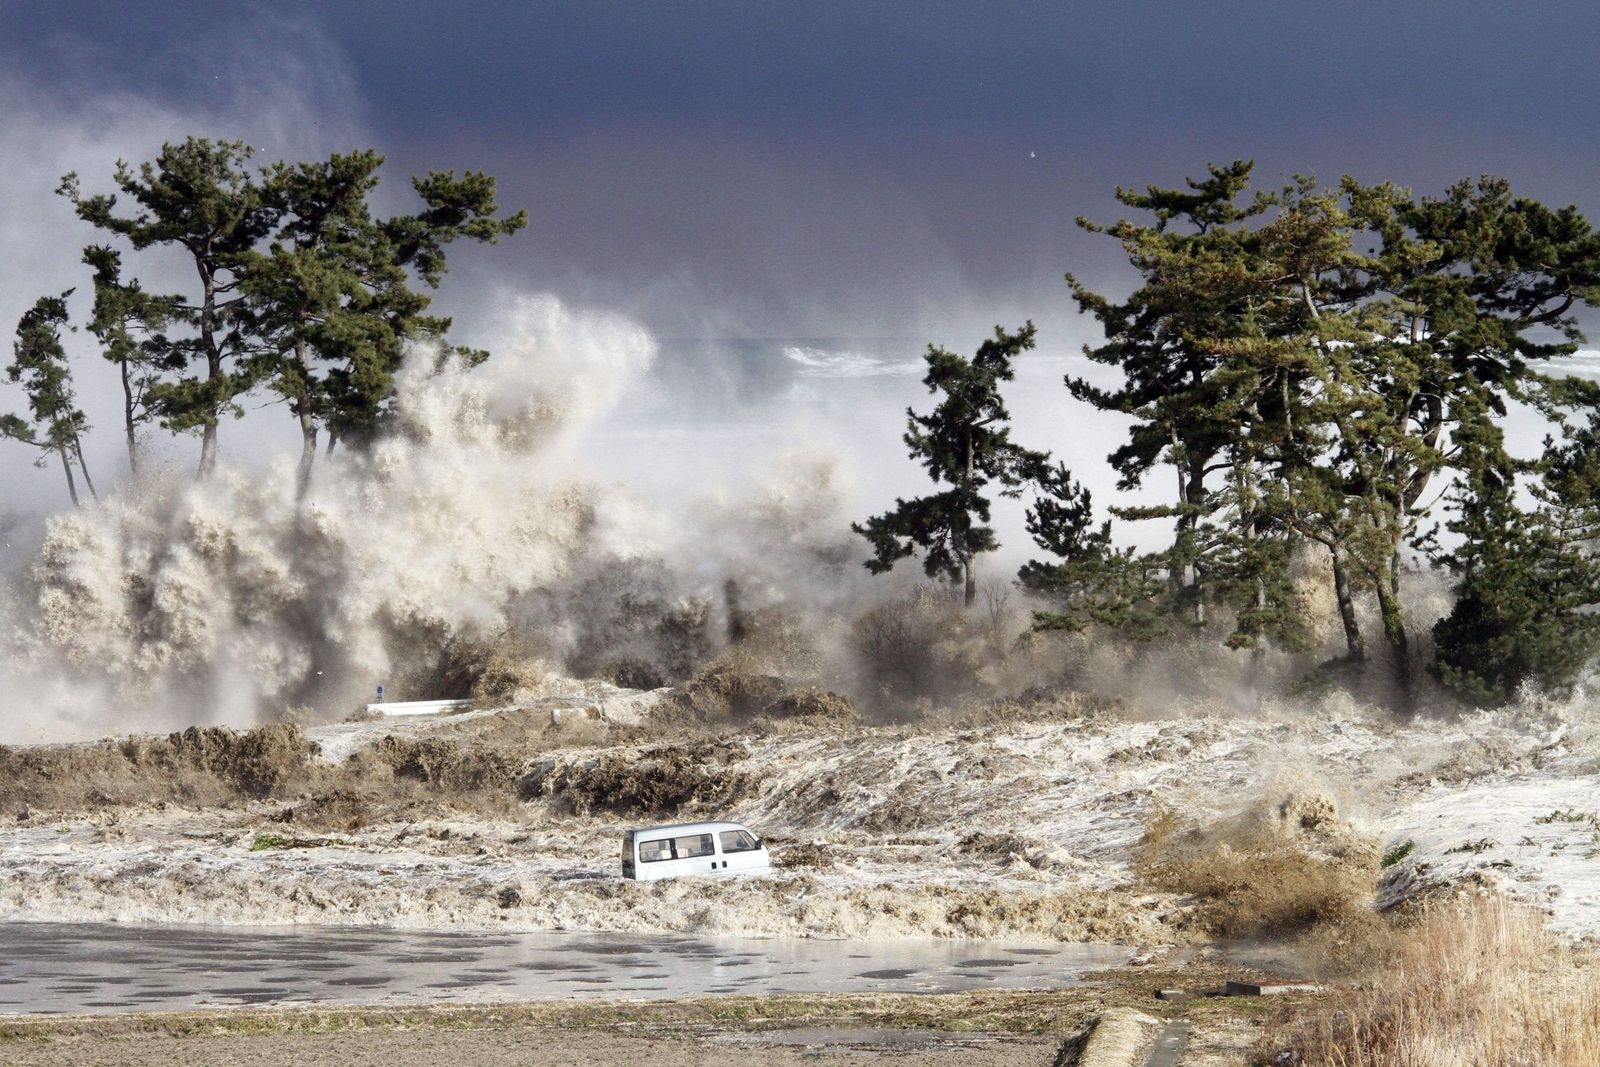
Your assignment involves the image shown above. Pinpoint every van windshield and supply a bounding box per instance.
[719,830,758,853]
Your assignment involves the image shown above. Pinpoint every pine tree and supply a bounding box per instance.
[59,138,276,477]
[2,294,96,505]
[244,153,527,494]
[1016,462,1162,635]
[81,245,185,475]
[1431,415,1600,706]
[1064,162,1313,649]
[1067,161,1274,627]
[854,323,1048,606]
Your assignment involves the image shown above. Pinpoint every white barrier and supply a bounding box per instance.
[363,699,474,717]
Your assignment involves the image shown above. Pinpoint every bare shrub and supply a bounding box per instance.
[391,629,552,706]
[759,687,857,724]
[674,661,787,719]
[366,737,520,792]
[555,557,716,686]
[521,741,756,816]
[1274,897,1600,1066]
[648,653,859,733]
[847,585,987,711]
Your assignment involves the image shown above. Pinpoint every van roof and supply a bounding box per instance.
[628,821,752,838]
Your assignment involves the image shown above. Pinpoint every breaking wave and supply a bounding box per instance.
[781,345,922,379]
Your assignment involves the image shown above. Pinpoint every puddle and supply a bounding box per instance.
[0,921,1128,1015]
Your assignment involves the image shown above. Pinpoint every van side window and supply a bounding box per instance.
[675,833,714,858]
[639,838,674,863]
[719,829,758,853]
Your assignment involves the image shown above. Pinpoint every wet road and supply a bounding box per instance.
[0,923,1129,1014]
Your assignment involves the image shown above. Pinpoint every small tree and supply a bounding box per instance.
[82,245,185,475]
[1017,461,1138,632]
[853,323,1047,606]
[3,294,96,505]
[59,138,276,477]
[1432,417,1600,706]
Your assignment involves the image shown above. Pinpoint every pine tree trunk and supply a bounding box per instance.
[1168,429,1206,625]
[120,359,139,476]
[1373,561,1413,712]
[962,427,977,608]
[197,422,218,478]
[1330,547,1365,661]
[58,446,79,507]
[71,434,97,502]
[1187,455,1206,625]
[296,408,317,500]
[195,267,221,480]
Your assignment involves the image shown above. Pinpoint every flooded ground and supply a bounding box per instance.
[0,922,1129,1014]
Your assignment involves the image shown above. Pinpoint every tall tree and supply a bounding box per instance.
[1268,175,1600,705]
[243,153,527,494]
[1067,161,1272,626]
[59,138,277,477]
[81,245,185,475]
[2,294,96,505]
[1062,162,1313,650]
[854,323,1048,606]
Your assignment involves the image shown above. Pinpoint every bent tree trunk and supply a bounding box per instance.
[71,433,97,502]
[57,446,79,507]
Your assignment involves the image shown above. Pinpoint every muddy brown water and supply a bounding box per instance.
[0,923,1130,1015]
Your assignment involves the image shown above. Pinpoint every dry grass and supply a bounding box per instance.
[1274,897,1600,1066]
[1133,797,1379,944]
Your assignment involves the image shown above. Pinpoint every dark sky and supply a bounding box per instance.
[7,0,1600,343]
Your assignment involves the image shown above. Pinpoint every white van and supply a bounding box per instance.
[622,821,772,881]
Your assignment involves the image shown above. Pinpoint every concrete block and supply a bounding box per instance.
[1224,980,1323,997]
